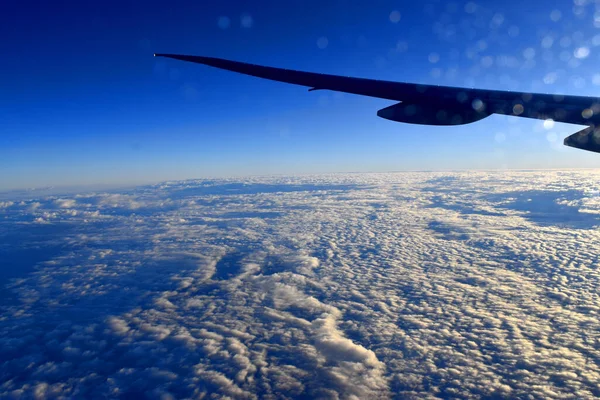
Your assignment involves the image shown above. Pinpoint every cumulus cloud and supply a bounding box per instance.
[1,172,600,398]
[0,201,14,208]
[53,198,76,208]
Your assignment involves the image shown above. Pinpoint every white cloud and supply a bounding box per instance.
[54,198,76,208]
[108,317,131,335]
[0,201,14,208]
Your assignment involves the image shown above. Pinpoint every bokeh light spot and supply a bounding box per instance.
[464,2,477,14]
[544,72,557,84]
[541,36,553,49]
[217,16,230,29]
[523,48,536,60]
[481,56,493,68]
[508,26,519,37]
[396,40,408,52]
[513,104,524,115]
[241,14,253,28]
[317,37,329,49]
[471,99,485,111]
[574,47,590,59]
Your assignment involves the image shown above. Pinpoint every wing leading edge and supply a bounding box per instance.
[155,53,600,153]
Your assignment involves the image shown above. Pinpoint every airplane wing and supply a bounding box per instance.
[154,53,600,154]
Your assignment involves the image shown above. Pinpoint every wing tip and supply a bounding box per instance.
[154,53,178,59]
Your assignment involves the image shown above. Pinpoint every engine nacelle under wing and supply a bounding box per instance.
[377,102,490,126]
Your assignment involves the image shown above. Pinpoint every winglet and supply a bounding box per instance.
[563,126,600,153]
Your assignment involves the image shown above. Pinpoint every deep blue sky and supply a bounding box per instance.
[2,0,600,189]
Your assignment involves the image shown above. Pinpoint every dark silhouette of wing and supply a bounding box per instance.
[155,53,600,153]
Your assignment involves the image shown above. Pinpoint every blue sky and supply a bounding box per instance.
[2,0,600,189]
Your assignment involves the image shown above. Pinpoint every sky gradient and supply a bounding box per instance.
[2,0,600,189]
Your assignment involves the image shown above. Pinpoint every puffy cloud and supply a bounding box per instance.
[108,317,130,335]
[0,201,14,208]
[54,198,76,208]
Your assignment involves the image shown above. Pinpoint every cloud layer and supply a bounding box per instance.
[1,171,600,398]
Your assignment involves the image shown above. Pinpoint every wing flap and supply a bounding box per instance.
[377,102,490,125]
